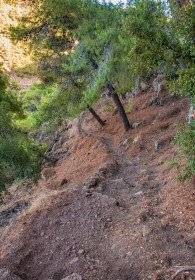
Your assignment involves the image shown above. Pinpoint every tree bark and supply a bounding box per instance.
[88,107,106,126]
[106,83,132,132]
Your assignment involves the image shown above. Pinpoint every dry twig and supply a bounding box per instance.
[170,267,195,280]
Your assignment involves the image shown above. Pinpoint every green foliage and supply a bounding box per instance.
[125,99,134,113]
[0,134,41,190]
[0,70,41,191]
[168,67,195,97]
[10,0,84,59]
[124,0,169,79]
[19,80,84,128]
[14,63,38,77]
[173,120,195,180]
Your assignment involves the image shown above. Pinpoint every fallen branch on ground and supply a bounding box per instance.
[170,267,195,280]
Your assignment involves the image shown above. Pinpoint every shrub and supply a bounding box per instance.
[174,120,195,180]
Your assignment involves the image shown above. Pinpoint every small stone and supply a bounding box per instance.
[84,177,98,189]
[133,136,139,144]
[96,185,104,193]
[133,191,143,197]
[154,140,161,152]
[10,185,19,192]
[61,273,82,280]
[123,138,130,146]
[82,186,88,191]
[132,120,144,128]
[68,258,79,265]
[0,268,22,280]
[145,96,159,108]
[78,249,85,255]
[85,192,92,198]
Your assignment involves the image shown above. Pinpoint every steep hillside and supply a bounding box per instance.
[0,87,194,280]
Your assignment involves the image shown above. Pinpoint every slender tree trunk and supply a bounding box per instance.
[88,107,106,126]
[106,83,132,132]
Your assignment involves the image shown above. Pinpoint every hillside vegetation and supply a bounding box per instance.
[1,0,194,190]
[0,1,194,278]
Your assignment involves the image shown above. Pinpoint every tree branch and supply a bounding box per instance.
[170,267,195,280]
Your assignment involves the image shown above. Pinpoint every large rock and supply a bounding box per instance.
[0,201,30,227]
[61,273,82,280]
[98,160,119,176]
[145,96,159,108]
[84,177,99,189]
[0,268,21,280]
[41,167,56,180]
[140,81,148,91]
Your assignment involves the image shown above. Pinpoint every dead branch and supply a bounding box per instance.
[170,267,195,280]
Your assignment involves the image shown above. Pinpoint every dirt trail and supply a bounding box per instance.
[0,93,194,280]
[1,136,194,280]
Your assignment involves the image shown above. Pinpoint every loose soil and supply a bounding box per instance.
[0,90,194,280]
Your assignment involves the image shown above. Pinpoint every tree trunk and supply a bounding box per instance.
[106,83,132,132]
[88,107,106,126]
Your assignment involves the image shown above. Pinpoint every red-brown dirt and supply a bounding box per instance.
[0,89,194,280]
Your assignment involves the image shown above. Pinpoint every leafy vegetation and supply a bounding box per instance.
[20,82,61,128]
[173,118,195,180]
[0,70,41,192]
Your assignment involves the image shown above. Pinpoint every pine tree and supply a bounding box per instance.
[11,0,131,131]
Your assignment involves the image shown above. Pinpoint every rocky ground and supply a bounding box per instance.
[0,87,194,280]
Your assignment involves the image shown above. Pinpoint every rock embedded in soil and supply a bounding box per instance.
[132,120,144,128]
[96,184,105,193]
[0,201,30,227]
[84,177,99,189]
[0,268,22,280]
[133,191,143,197]
[41,167,56,180]
[154,140,161,152]
[61,273,82,280]
[145,96,159,108]
[78,249,85,255]
[98,160,119,175]
[133,135,139,144]
[123,138,130,146]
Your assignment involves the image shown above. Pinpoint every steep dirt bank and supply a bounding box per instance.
[0,90,194,280]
